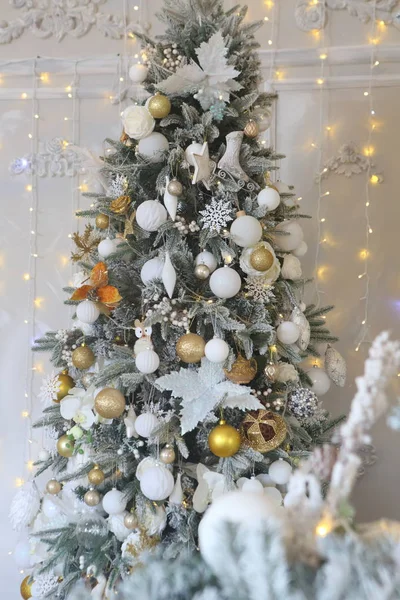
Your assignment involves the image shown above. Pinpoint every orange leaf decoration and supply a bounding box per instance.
[98,285,122,306]
[90,262,109,288]
[70,285,92,301]
[70,261,122,307]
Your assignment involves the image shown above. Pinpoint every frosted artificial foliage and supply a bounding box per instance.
[199,198,233,232]
[9,481,41,531]
[155,358,263,434]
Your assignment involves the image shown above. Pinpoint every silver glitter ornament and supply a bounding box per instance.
[325,344,347,387]
[287,388,319,422]
[194,264,210,280]
[167,178,183,196]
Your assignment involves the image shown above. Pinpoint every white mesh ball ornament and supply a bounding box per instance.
[136,201,167,232]
[76,300,100,324]
[102,489,127,515]
[135,413,159,438]
[140,465,175,501]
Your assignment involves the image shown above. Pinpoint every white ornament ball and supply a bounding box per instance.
[121,105,155,140]
[293,241,308,258]
[140,257,164,284]
[129,63,148,83]
[263,486,283,507]
[14,540,32,569]
[277,321,300,345]
[195,251,217,273]
[108,512,132,542]
[76,300,100,325]
[185,142,204,166]
[273,220,304,252]
[135,412,159,438]
[242,478,264,494]
[140,465,175,501]
[204,338,229,363]
[236,477,249,489]
[38,449,50,462]
[136,200,167,232]
[98,238,117,259]
[307,367,331,396]
[257,187,280,211]
[209,267,241,299]
[230,214,262,248]
[138,132,169,162]
[102,489,127,515]
[268,459,292,485]
[135,349,160,374]
[281,254,302,281]
[256,473,275,487]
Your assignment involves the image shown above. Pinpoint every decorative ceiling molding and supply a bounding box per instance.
[10,138,83,177]
[295,0,400,32]
[0,1,150,44]
[315,142,383,181]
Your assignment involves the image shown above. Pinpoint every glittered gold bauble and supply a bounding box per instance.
[240,410,287,453]
[95,387,126,419]
[208,419,241,458]
[95,213,110,230]
[111,195,131,214]
[124,512,139,529]
[167,178,183,196]
[46,479,62,495]
[148,92,171,119]
[20,576,33,599]
[160,445,176,464]
[264,362,278,382]
[194,264,210,280]
[84,489,101,506]
[88,465,105,486]
[71,345,95,370]
[56,371,75,402]
[250,246,274,272]
[176,333,206,364]
[244,119,259,139]
[57,435,75,458]
[224,355,257,384]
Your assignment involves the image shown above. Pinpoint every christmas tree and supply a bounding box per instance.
[11,1,347,598]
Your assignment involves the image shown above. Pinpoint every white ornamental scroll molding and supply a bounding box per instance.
[315,142,383,182]
[10,138,83,177]
[295,0,400,32]
[0,0,150,44]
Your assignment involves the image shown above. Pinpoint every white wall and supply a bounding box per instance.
[1,0,400,596]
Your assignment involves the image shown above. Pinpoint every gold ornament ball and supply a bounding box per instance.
[88,465,105,486]
[72,345,95,370]
[167,178,183,196]
[244,119,259,139]
[160,445,176,464]
[57,435,75,458]
[124,512,139,529]
[56,371,75,402]
[46,479,62,495]
[176,333,206,364]
[264,362,279,382]
[208,419,241,458]
[224,355,257,384]
[95,387,126,419]
[84,489,101,507]
[20,576,33,600]
[250,247,274,272]
[96,213,110,230]
[194,264,210,280]
[148,93,171,119]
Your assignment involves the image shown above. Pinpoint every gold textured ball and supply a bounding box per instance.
[167,178,183,196]
[88,465,105,486]
[240,410,287,453]
[124,512,139,529]
[20,576,33,600]
[194,264,210,280]
[46,479,62,495]
[148,93,171,119]
[264,362,278,382]
[57,435,75,458]
[160,445,176,464]
[176,333,206,364]
[56,371,75,402]
[224,355,257,384]
[244,119,259,139]
[208,419,241,458]
[250,247,274,272]
[95,388,126,419]
[84,489,101,507]
[96,213,110,230]
[72,345,95,370]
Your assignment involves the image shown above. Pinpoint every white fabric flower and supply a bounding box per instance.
[276,362,299,383]
[60,386,96,430]
[121,105,155,140]
[239,241,280,281]
[281,254,302,280]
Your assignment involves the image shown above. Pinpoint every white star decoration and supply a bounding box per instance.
[192,142,212,189]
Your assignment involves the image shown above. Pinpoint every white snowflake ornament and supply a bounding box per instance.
[108,174,128,199]
[31,573,59,598]
[39,371,61,405]
[199,198,233,233]
[245,276,275,303]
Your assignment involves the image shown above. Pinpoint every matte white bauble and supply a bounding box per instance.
[136,456,158,480]
[169,473,184,505]
[256,473,275,487]
[140,257,164,284]
[76,300,100,324]
[257,187,280,211]
[236,477,248,489]
[108,512,132,542]
[138,132,169,162]
[307,367,331,396]
[185,142,204,166]
[273,220,304,252]
[276,321,300,344]
[129,63,148,83]
[293,241,308,258]
[135,412,159,438]
[204,338,229,363]
[195,251,217,273]
[264,486,283,507]
[230,214,262,248]
[136,200,167,232]
[209,267,241,299]
[242,478,264,495]
[102,489,127,515]
[268,459,292,485]
[135,349,160,374]
[162,251,176,299]
[140,465,175,501]
[98,238,117,259]
[38,449,50,462]
[14,540,32,569]
[42,496,61,520]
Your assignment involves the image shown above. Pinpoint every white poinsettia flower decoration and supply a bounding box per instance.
[60,385,97,430]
